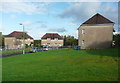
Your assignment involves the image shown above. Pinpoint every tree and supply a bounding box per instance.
[34,40,41,48]
[113,34,120,47]
[19,33,28,39]
[0,32,5,48]
[62,35,78,46]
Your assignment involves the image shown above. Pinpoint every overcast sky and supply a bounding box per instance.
[0,0,118,39]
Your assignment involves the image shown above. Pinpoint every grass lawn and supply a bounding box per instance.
[2,48,119,81]
[2,48,30,55]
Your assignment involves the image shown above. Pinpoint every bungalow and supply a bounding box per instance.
[4,31,34,49]
[41,33,64,47]
[78,13,114,49]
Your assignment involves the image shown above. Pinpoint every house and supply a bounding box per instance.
[78,13,114,49]
[4,31,34,49]
[41,33,64,47]
[0,32,2,48]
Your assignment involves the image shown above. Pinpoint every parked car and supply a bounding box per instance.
[29,47,42,53]
[42,45,52,51]
[0,48,2,51]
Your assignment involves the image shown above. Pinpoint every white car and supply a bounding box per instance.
[43,47,49,51]
[43,45,51,51]
[0,49,2,51]
[30,47,42,53]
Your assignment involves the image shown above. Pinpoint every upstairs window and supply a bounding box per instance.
[82,29,85,34]
[47,38,51,40]
[54,38,58,41]
[27,38,30,40]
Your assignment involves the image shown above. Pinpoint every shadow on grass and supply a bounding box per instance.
[81,41,119,57]
[84,48,119,57]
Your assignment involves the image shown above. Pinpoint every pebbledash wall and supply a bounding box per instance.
[4,31,34,49]
[4,37,34,49]
[41,39,63,47]
[4,37,17,49]
[78,24,114,49]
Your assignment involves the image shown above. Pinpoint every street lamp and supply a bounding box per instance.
[20,23,25,54]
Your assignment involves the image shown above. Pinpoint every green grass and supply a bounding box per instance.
[2,48,119,81]
[2,49,30,55]
[0,58,2,82]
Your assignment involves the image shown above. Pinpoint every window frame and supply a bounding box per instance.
[82,29,85,34]
[82,40,85,45]
[47,38,51,40]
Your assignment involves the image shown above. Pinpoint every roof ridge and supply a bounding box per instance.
[82,13,114,25]
[96,13,98,24]
[7,31,33,39]
[41,33,63,40]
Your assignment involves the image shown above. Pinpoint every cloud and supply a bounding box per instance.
[22,20,47,27]
[48,28,66,33]
[1,0,118,2]
[40,24,47,28]
[0,26,5,30]
[35,21,45,23]
[27,28,46,39]
[98,3,118,24]
[64,22,77,26]
[58,2,118,24]
[58,2,100,23]
[9,14,17,19]
[0,1,49,14]
[0,0,23,2]
[22,20,33,26]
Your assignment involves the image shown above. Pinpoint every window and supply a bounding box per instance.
[59,43,61,46]
[55,43,58,45]
[82,40,85,45]
[47,43,50,45]
[47,38,51,40]
[21,44,24,46]
[82,29,85,34]
[54,38,58,41]
[46,43,50,46]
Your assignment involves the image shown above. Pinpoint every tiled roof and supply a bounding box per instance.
[41,33,63,40]
[3,35,14,37]
[82,13,114,25]
[5,31,33,39]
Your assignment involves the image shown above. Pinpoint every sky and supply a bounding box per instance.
[0,0,119,40]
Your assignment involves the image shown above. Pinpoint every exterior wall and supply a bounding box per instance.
[4,37,34,49]
[4,37,17,49]
[0,32,2,47]
[41,39,64,47]
[17,39,34,46]
[78,24,113,49]
[25,39,34,45]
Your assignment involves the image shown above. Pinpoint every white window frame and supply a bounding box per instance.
[54,38,58,41]
[82,29,85,34]
[47,38,51,40]
[82,40,85,45]
[27,38,30,40]
[55,43,58,45]
[13,40,15,42]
